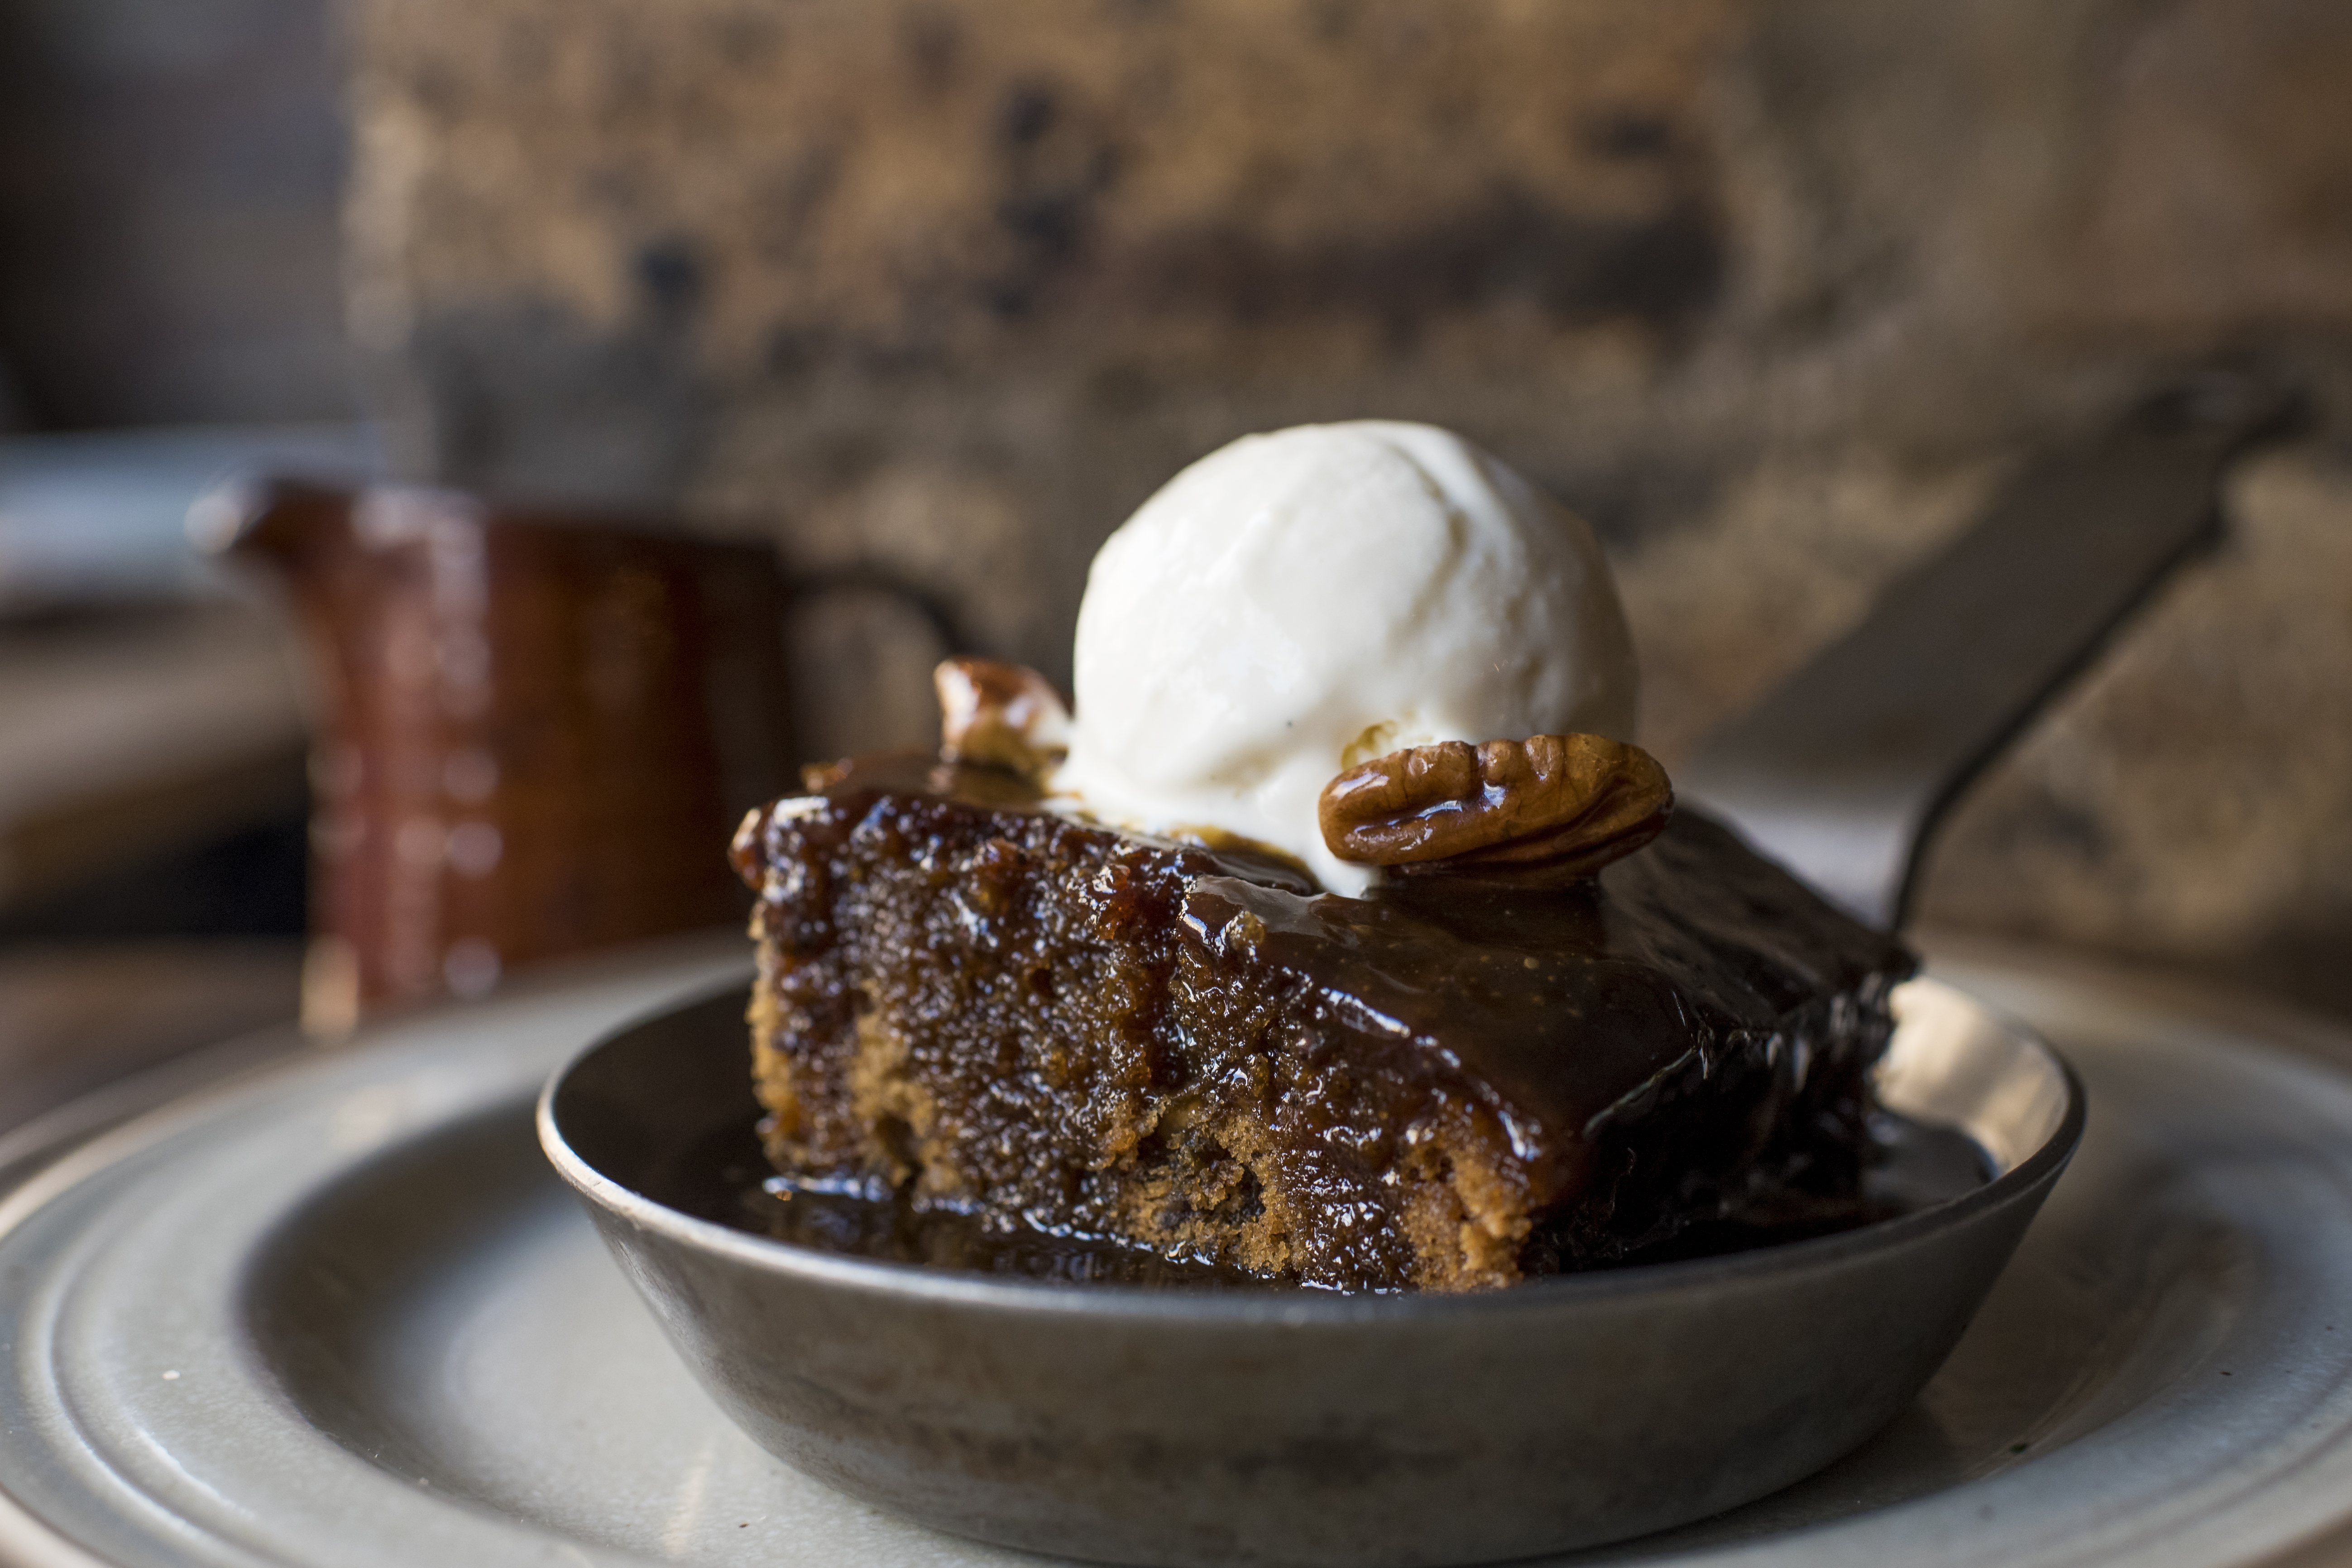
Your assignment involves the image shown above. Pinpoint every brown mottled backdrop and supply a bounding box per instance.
[333,0,2352,1011]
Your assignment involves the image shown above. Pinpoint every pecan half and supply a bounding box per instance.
[1319,733,1672,880]
[934,657,1073,781]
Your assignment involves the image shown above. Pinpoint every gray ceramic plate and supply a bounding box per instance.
[7,935,2352,1568]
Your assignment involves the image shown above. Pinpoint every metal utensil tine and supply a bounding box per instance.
[1677,373,2299,931]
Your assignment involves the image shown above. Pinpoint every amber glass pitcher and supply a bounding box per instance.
[202,480,795,1031]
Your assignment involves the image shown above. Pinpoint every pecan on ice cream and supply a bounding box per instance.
[1319,734,1672,880]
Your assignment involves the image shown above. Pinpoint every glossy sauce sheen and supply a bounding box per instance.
[660,1110,1993,1289]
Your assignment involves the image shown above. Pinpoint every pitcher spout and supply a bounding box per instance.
[187,475,355,578]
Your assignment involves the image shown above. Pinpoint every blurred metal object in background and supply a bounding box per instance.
[201,480,798,1031]
[1682,375,2301,930]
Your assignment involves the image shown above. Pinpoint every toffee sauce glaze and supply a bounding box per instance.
[661,1110,1993,1290]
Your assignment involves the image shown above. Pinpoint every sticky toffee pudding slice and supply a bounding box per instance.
[731,717,1913,1292]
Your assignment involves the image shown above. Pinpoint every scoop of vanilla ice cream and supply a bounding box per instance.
[1049,421,1637,895]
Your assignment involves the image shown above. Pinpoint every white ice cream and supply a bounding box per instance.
[1049,421,1637,895]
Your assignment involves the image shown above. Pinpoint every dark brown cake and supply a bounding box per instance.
[730,752,1915,1292]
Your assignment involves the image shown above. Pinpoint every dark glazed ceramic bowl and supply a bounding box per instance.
[539,977,2082,1568]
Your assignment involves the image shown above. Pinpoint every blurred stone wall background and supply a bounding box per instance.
[339,0,2352,1012]
[6,0,2347,1013]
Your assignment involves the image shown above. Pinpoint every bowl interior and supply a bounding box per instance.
[1879,979,2072,1174]
[545,986,762,1224]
